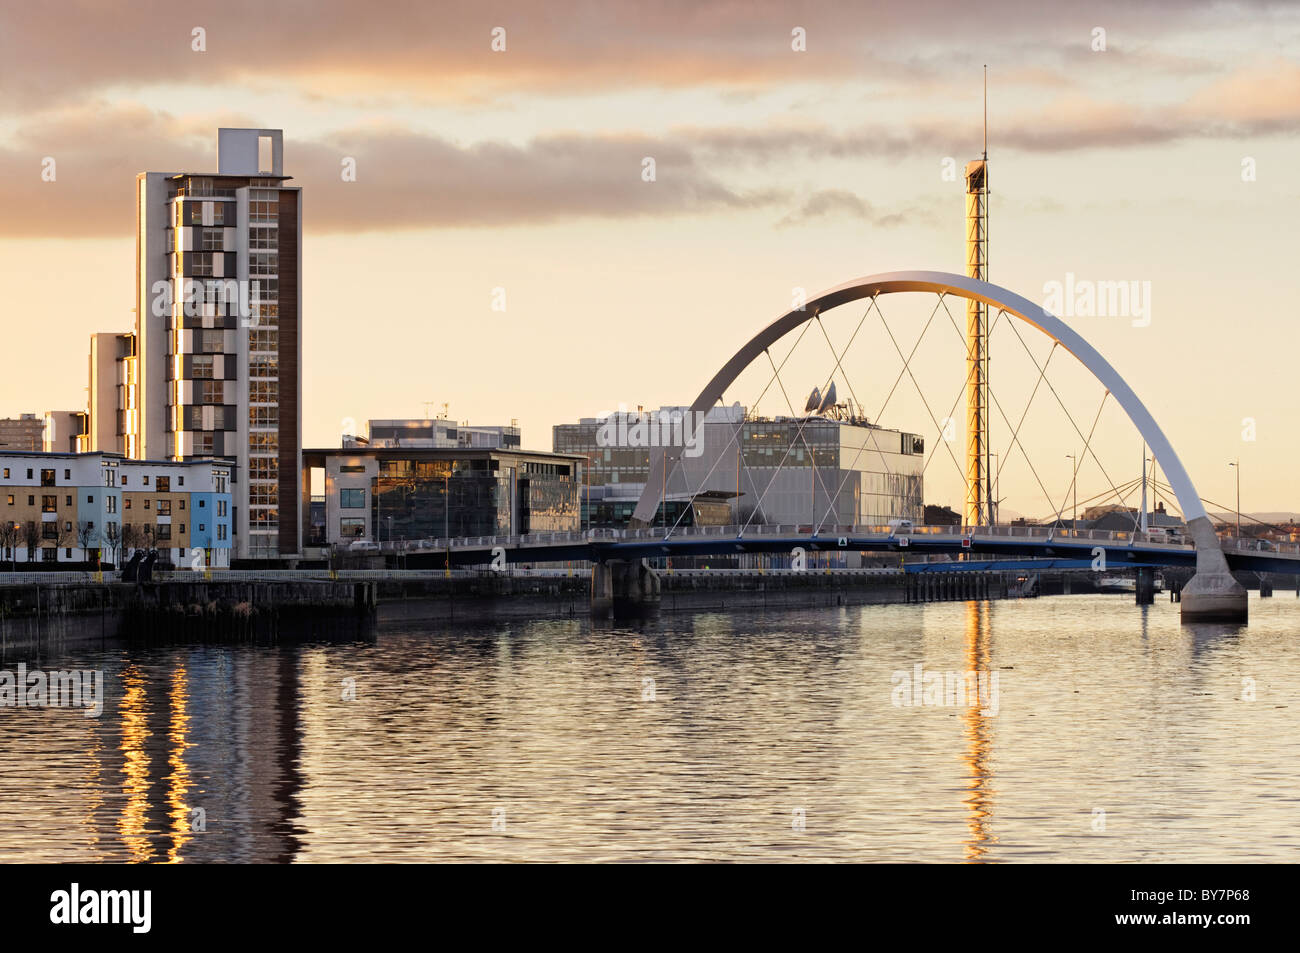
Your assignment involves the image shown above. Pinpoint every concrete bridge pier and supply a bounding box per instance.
[591,559,661,618]
[1181,516,1248,623]
[1135,567,1155,605]
[1258,573,1273,598]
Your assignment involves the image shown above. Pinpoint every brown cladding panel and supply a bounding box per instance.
[277,190,300,553]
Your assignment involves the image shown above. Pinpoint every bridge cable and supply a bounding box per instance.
[999,314,1135,521]
[656,316,821,538]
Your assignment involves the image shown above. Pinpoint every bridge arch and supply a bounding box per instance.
[631,270,1207,528]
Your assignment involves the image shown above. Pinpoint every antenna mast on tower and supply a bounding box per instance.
[963,66,992,526]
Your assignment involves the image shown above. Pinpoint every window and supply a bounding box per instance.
[65,495,72,506]
[340,488,365,509]
[157,500,171,516]
[192,355,214,379]
[217,524,227,541]
[87,495,93,504]
[42,523,57,539]
[41,496,56,513]
[64,469,71,480]
[200,330,224,353]
[106,496,116,514]
[249,226,276,250]
[121,475,127,485]
[26,469,32,479]
[156,524,171,540]
[201,381,223,404]
[212,203,226,225]
[86,522,94,531]
[179,523,186,534]
[4,495,11,506]
[217,500,227,517]
[143,476,150,486]
[188,252,213,276]
[199,499,206,508]
[125,498,132,509]
[156,476,170,493]
[201,227,224,251]
[178,476,184,487]
[199,524,205,532]
[249,252,277,276]
[64,521,71,532]
[144,499,151,510]
[65,548,72,559]
[40,469,54,486]
[249,357,278,379]
[249,329,278,352]
[2,469,7,479]
[340,518,365,538]
[41,547,57,562]
[27,495,34,506]
[249,406,278,428]
[250,197,278,222]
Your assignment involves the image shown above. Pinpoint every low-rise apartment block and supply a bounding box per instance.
[0,451,233,568]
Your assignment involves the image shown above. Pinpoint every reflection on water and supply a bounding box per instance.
[0,594,1296,862]
[962,601,995,863]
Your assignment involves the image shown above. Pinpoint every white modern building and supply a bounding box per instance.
[554,404,924,528]
[132,128,303,560]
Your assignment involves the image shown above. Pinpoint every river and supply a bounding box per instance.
[1,593,1296,862]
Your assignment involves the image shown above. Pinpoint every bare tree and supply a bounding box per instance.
[121,523,141,558]
[22,521,39,563]
[102,522,121,569]
[76,520,99,568]
[56,522,77,563]
[0,521,18,571]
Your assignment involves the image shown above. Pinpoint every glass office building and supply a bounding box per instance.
[302,447,583,549]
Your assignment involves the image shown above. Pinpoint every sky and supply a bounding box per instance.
[1,0,1298,516]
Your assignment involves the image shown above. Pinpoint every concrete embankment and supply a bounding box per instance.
[1,568,1024,650]
[378,568,1011,621]
[0,579,375,652]
[376,570,915,622]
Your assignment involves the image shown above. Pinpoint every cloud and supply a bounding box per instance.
[0,110,785,237]
[776,189,936,228]
[0,0,1283,113]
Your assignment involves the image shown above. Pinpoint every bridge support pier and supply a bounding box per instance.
[1180,516,1248,623]
[1135,567,1155,605]
[591,559,661,618]
[1258,574,1273,598]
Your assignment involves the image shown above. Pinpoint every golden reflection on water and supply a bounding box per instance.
[117,666,153,862]
[961,600,996,863]
[165,665,192,863]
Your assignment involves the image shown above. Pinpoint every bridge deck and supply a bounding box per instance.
[347,524,1300,575]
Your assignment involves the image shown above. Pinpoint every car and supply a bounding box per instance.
[887,518,914,535]
[348,539,380,552]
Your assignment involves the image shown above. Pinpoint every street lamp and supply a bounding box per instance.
[1065,453,1077,533]
[989,452,999,526]
[1228,460,1240,538]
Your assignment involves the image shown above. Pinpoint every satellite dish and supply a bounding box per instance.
[803,387,822,414]
[817,381,837,414]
